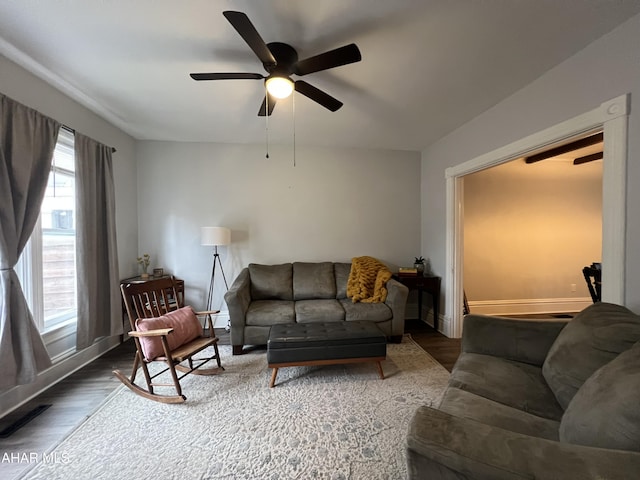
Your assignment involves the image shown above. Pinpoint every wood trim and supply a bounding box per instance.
[467,297,592,316]
[445,175,464,338]
[445,94,629,338]
[445,94,628,178]
[601,112,628,305]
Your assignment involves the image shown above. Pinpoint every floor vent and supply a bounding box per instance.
[0,404,52,438]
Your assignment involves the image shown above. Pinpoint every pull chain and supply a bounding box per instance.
[265,88,270,159]
[292,92,296,167]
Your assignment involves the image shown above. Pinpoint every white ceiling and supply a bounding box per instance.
[1,0,639,151]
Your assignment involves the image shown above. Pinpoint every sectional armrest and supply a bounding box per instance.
[385,278,409,337]
[223,268,251,344]
[407,406,640,480]
[461,314,568,366]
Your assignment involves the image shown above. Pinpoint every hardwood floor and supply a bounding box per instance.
[404,319,461,371]
[0,321,459,480]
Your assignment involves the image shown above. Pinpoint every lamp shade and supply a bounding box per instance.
[201,227,231,246]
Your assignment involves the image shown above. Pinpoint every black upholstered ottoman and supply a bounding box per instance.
[267,321,387,387]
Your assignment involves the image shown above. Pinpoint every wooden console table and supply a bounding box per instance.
[393,274,441,330]
[120,274,183,288]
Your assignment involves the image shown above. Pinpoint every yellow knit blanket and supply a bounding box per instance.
[346,256,392,303]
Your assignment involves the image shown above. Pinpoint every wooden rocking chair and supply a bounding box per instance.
[114,276,224,403]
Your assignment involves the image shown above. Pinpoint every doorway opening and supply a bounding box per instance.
[463,131,603,317]
[445,94,628,338]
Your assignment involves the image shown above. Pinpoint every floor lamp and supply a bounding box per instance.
[201,227,231,329]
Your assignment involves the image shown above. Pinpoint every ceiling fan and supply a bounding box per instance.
[190,10,362,116]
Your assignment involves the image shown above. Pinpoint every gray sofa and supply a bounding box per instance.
[407,302,640,479]
[224,261,409,355]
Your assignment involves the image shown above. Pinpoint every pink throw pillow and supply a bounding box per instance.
[135,306,203,360]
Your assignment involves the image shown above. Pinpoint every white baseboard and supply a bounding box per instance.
[467,297,592,316]
[0,335,121,419]
[438,315,452,338]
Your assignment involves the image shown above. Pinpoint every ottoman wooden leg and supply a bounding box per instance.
[269,367,279,388]
[376,361,385,379]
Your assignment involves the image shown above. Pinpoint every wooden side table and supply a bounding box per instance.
[393,274,441,330]
[120,274,184,290]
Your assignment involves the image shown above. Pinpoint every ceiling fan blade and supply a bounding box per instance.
[258,93,278,116]
[190,73,264,81]
[574,151,603,165]
[294,81,343,112]
[223,11,276,67]
[294,43,361,76]
[525,133,603,164]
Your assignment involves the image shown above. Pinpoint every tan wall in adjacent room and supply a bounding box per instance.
[463,157,602,314]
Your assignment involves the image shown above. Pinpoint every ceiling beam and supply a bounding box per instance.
[574,151,604,165]
[524,132,603,164]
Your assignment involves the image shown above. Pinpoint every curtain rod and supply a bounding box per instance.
[61,124,117,153]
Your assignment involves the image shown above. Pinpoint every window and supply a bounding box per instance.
[17,128,77,333]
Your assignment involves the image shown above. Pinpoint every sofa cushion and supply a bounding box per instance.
[292,262,336,300]
[439,387,560,441]
[450,352,564,421]
[249,263,293,301]
[339,298,392,322]
[295,299,345,323]
[334,263,351,299]
[246,300,295,326]
[560,341,640,451]
[542,302,640,410]
[135,306,203,361]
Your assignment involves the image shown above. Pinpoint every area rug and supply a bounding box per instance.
[21,336,449,480]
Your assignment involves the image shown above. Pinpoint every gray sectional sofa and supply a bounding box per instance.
[224,261,409,355]
[407,302,640,479]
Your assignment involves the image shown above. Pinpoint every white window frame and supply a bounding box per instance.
[16,128,77,337]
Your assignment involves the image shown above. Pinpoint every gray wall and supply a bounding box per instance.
[421,13,640,317]
[136,141,421,313]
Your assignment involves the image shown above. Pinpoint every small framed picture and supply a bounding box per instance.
[153,268,164,278]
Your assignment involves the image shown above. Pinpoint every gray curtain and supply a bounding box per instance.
[0,93,59,388]
[75,133,122,349]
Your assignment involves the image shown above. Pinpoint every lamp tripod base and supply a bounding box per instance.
[206,248,229,332]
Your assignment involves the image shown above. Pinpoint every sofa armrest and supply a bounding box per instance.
[407,406,640,480]
[385,278,409,337]
[461,314,568,366]
[223,268,251,345]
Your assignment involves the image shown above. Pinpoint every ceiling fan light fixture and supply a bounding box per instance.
[266,76,294,99]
